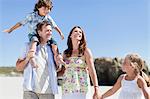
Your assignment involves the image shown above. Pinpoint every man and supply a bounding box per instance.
[16,21,62,99]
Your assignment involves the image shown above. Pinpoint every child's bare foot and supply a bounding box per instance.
[61,34,64,40]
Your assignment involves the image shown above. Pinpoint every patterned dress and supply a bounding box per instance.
[62,56,90,99]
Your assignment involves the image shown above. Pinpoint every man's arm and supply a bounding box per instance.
[16,50,33,71]
[16,58,29,72]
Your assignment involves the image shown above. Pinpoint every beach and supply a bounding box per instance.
[0,77,119,99]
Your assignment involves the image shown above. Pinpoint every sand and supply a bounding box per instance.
[0,77,119,99]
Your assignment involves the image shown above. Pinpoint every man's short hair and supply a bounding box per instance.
[36,21,51,32]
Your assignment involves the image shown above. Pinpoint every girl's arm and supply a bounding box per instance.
[102,75,123,99]
[84,48,101,99]
[55,26,64,40]
[137,76,150,99]
[3,22,22,33]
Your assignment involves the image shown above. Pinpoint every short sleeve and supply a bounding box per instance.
[19,13,33,26]
[47,15,57,28]
[18,43,29,60]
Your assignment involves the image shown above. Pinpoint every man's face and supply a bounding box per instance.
[38,24,52,41]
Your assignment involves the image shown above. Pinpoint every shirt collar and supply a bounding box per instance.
[35,11,45,19]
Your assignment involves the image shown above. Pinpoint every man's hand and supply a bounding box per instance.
[28,50,38,68]
[56,54,66,71]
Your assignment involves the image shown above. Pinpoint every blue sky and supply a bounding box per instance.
[0,0,149,69]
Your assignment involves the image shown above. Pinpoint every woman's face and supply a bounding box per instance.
[70,27,82,41]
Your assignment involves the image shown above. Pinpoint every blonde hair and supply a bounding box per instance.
[126,53,150,86]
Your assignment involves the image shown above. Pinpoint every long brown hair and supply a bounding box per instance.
[64,26,87,57]
[127,53,150,87]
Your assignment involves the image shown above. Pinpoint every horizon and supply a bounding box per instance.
[0,0,150,69]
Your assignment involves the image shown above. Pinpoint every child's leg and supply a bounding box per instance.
[48,37,58,65]
[51,44,65,68]
[30,41,37,53]
[51,44,59,66]
[29,41,38,68]
[48,38,65,69]
[28,33,39,68]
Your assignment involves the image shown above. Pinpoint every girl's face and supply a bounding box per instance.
[70,28,82,41]
[38,6,50,16]
[122,57,135,73]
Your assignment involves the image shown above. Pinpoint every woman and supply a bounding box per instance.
[61,26,101,99]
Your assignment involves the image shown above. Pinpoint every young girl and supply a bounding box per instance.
[101,53,150,99]
[3,0,64,67]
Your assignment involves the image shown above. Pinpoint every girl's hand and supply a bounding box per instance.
[93,86,101,99]
[3,29,12,33]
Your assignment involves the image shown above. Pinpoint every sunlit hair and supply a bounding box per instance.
[126,53,144,74]
[126,53,150,86]
[64,26,87,57]
[34,0,53,12]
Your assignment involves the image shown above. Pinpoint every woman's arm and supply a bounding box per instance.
[102,75,123,98]
[137,76,150,99]
[84,48,101,99]
[85,48,98,87]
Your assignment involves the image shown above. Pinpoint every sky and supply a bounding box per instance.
[0,0,149,69]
